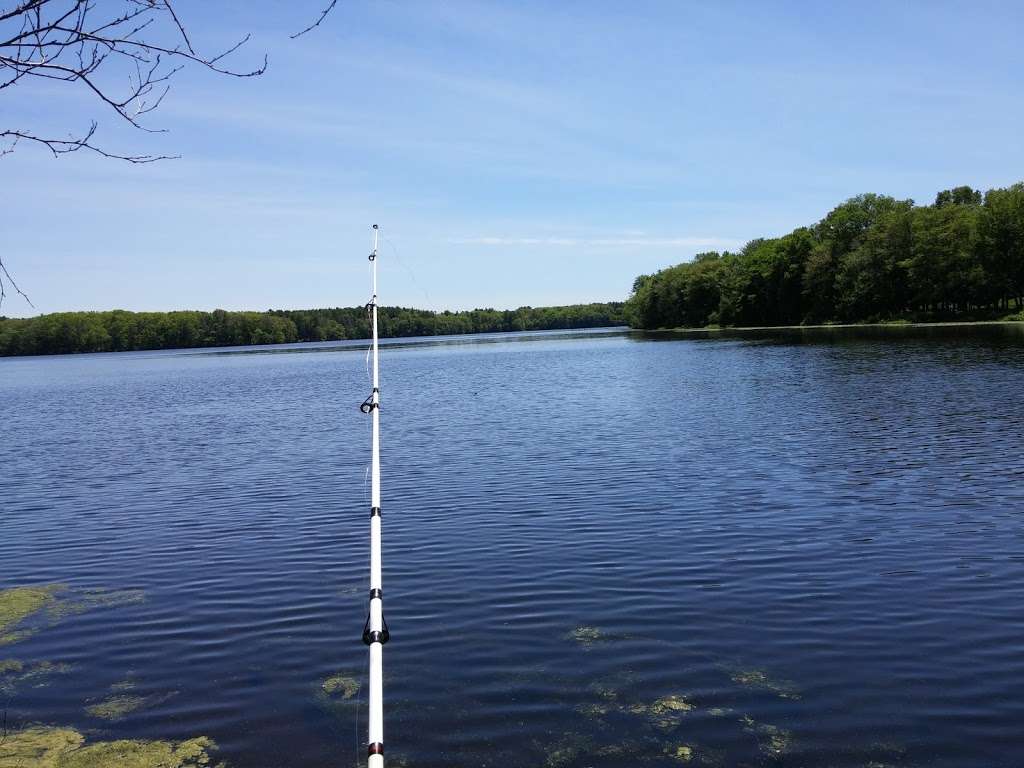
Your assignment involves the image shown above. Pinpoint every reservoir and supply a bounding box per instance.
[3,325,1023,767]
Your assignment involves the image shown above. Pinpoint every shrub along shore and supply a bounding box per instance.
[625,183,1024,329]
[0,303,625,357]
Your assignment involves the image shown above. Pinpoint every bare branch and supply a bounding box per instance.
[1,0,269,161]
[1,124,177,162]
[161,0,192,54]
[291,0,337,38]
[0,1,337,167]
[0,254,35,311]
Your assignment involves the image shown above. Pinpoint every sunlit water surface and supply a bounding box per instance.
[3,325,1024,767]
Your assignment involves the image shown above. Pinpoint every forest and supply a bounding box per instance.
[0,303,625,356]
[625,183,1024,329]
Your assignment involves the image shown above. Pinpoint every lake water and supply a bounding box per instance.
[3,325,1024,767]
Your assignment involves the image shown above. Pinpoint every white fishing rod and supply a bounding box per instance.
[359,223,389,768]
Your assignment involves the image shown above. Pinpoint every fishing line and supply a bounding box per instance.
[383,234,435,312]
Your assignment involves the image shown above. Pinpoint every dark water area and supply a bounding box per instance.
[2,325,1024,767]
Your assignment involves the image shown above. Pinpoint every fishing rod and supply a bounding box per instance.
[360,223,389,767]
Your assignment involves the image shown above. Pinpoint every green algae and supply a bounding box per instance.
[0,585,62,645]
[566,626,605,646]
[0,727,82,767]
[47,588,146,621]
[544,733,592,768]
[593,742,630,758]
[634,694,696,731]
[591,684,620,702]
[740,714,792,756]
[565,625,635,647]
[85,690,178,721]
[575,702,613,719]
[321,674,360,700]
[0,585,144,648]
[729,667,801,700]
[85,695,148,721]
[0,727,221,768]
[668,744,694,762]
[0,660,71,695]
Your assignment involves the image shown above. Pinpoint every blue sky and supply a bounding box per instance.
[2,0,1022,317]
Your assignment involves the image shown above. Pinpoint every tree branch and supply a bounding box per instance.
[291,0,337,39]
[1,123,177,162]
[0,0,273,162]
[0,253,35,311]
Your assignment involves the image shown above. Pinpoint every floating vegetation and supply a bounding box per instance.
[321,674,360,700]
[85,680,177,721]
[566,626,605,646]
[592,742,630,758]
[0,660,71,695]
[543,733,593,768]
[0,727,221,768]
[317,672,362,720]
[590,683,619,702]
[565,625,636,648]
[740,715,792,756]
[0,585,62,645]
[667,744,694,762]
[729,667,801,700]
[0,584,144,648]
[636,694,696,731]
[575,702,613,719]
[85,695,148,721]
[50,588,146,620]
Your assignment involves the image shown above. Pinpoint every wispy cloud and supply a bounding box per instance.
[449,235,743,249]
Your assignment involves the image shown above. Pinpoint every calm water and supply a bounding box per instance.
[3,325,1024,767]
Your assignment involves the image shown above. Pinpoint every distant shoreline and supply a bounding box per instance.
[635,320,1024,342]
[648,320,1024,333]
[0,303,626,357]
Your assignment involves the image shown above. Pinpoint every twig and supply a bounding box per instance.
[291,0,337,38]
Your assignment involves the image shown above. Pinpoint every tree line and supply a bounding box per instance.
[0,303,625,356]
[625,182,1024,329]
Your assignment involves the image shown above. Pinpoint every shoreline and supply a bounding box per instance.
[643,319,1024,333]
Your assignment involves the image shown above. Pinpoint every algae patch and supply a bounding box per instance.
[564,625,636,647]
[0,727,221,768]
[633,694,696,731]
[0,584,145,648]
[85,686,178,721]
[321,674,360,700]
[0,660,71,695]
[85,695,148,721]
[575,702,613,719]
[47,588,146,621]
[0,585,62,645]
[667,744,694,762]
[566,626,605,646]
[543,733,593,768]
[730,667,801,700]
[740,714,792,756]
